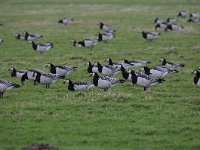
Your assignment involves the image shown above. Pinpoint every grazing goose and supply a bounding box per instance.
[86,62,99,73]
[25,32,43,41]
[160,57,184,70]
[63,79,95,91]
[97,32,114,42]
[130,70,165,91]
[45,63,76,77]
[143,66,177,79]
[141,31,160,41]
[15,33,25,40]
[154,17,164,25]
[165,24,184,31]
[192,69,200,88]
[155,22,169,31]
[99,22,115,33]
[8,67,27,78]
[32,41,53,53]
[177,11,190,17]
[188,17,200,23]
[97,62,120,76]
[90,72,124,91]
[33,71,62,88]
[0,39,4,44]
[58,18,73,25]
[0,79,21,99]
[72,38,98,49]
[21,69,43,85]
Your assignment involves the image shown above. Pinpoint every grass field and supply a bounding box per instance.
[0,0,200,149]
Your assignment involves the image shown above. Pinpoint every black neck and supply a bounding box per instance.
[97,63,103,72]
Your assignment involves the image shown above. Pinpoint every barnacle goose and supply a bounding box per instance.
[0,39,4,44]
[58,18,73,25]
[15,33,25,40]
[141,31,160,41]
[21,69,43,85]
[165,24,184,31]
[63,79,95,91]
[32,41,54,53]
[97,32,114,42]
[143,66,177,79]
[155,22,169,31]
[160,57,184,70]
[154,17,164,25]
[33,71,63,88]
[188,17,200,23]
[25,32,43,41]
[105,57,121,69]
[45,63,76,77]
[177,11,190,17]
[0,79,21,99]
[130,70,165,91]
[166,18,177,24]
[99,22,116,33]
[72,38,98,49]
[8,67,27,78]
[90,72,124,91]
[190,12,200,18]
[86,62,99,73]
[96,62,121,76]
[192,69,200,88]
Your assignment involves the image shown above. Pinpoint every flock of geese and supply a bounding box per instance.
[0,10,200,99]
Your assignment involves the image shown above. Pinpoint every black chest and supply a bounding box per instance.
[194,75,200,84]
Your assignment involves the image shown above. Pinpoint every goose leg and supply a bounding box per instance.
[0,92,2,99]
[144,87,147,91]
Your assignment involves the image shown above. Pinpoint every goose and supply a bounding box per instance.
[15,33,25,40]
[25,32,43,41]
[32,41,53,53]
[33,71,63,88]
[143,66,177,79]
[99,22,115,33]
[155,22,169,31]
[165,24,184,31]
[0,39,3,44]
[188,17,200,23]
[21,69,43,85]
[190,12,200,18]
[8,67,27,78]
[124,59,151,67]
[45,63,76,77]
[118,59,135,68]
[166,18,177,24]
[105,57,121,69]
[58,18,73,25]
[63,79,95,91]
[192,69,200,88]
[160,57,184,70]
[154,17,164,25]
[97,32,114,42]
[130,70,165,91]
[177,11,190,17]
[72,38,98,49]
[97,62,120,76]
[90,72,124,91]
[141,31,160,41]
[86,62,99,73]
[0,79,21,99]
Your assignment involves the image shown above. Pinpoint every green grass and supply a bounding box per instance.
[0,0,200,150]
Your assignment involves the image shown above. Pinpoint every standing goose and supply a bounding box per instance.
[8,67,27,78]
[97,62,120,76]
[72,38,98,49]
[0,79,21,99]
[33,71,62,88]
[58,18,73,25]
[90,72,124,91]
[130,70,165,91]
[86,62,99,73]
[192,69,200,88]
[45,63,76,77]
[141,31,160,41]
[160,57,184,70]
[25,32,43,41]
[99,22,116,33]
[63,79,95,91]
[32,41,53,53]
